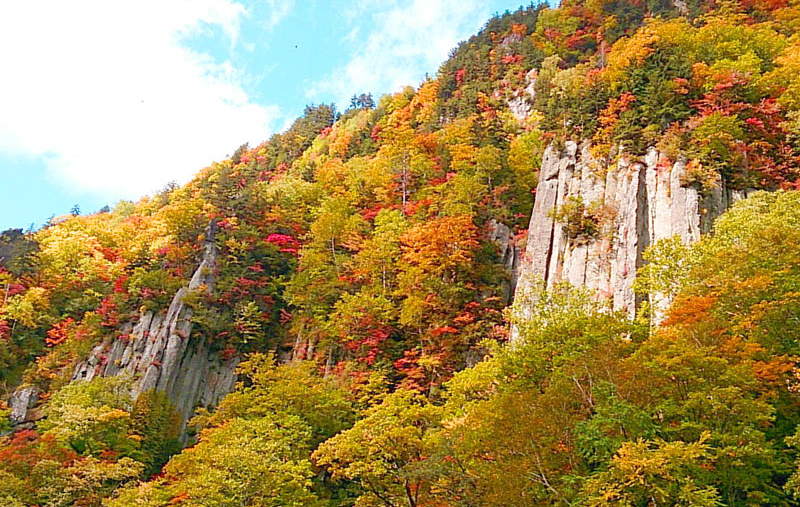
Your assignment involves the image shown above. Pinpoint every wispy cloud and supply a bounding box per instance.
[263,0,296,29]
[307,0,490,106]
[0,0,279,198]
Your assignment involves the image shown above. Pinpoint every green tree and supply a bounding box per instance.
[582,435,721,507]
[313,390,440,507]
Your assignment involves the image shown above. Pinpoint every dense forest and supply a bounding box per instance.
[2,0,800,504]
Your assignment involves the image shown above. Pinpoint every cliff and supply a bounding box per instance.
[10,224,239,430]
[71,223,238,429]
[515,141,747,321]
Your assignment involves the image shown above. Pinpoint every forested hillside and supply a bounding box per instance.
[2,0,800,505]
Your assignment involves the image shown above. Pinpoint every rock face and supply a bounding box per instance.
[515,141,745,323]
[487,219,522,304]
[8,385,39,426]
[507,69,537,122]
[71,224,238,429]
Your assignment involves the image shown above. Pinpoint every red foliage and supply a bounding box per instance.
[543,27,561,41]
[693,76,800,188]
[741,0,788,12]
[403,198,433,217]
[265,233,300,254]
[219,347,237,361]
[492,324,510,341]
[0,430,77,474]
[99,247,121,263]
[370,124,383,143]
[46,318,77,347]
[394,348,427,392]
[360,204,386,221]
[673,77,690,95]
[345,327,391,366]
[455,68,467,86]
[565,30,594,50]
[97,296,121,328]
[0,320,10,341]
[501,54,523,65]
[430,326,459,337]
[5,282,26,298]
[217,218,235,230]
[113,275,129,294]
[745,116,765,129]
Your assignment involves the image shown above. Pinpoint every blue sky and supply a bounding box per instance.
[0,0,535,231]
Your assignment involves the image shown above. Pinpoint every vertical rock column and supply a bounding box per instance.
[514,142,736,334]
[72,222,239,429]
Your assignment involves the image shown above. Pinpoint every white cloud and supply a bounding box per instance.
[0,0,279,198]
[307,0,488,106]
[263,0,296,30]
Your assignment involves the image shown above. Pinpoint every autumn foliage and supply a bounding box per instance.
[1,2,800,506]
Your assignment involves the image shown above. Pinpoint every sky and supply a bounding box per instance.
[0,0,535,232]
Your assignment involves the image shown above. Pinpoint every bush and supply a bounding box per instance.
[550,196,613,244]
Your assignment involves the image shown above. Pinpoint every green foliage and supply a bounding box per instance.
[0,403,10,434]
[262,103,339,172]
[508,129,543,192]
[107,353,354,507]
[35,457,145,507]
[126,267,183,311]
[313,390,440,507]
[0,229,37,277]
[581,435,721,506]
[438,5,544,121]
[549,195,610,244]
[196,353,355,444]
[39,376,136,456]
[163,417,319,507]
[109,416,320,507]
[417,190,800,506]
[129,390,182,474]
[38,377,181,473]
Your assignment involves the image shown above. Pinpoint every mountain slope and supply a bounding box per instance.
[1,0,800,505]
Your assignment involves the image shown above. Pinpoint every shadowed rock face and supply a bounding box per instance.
[70,223,239,431]
[514,141,747,328]
[487,219,522,305]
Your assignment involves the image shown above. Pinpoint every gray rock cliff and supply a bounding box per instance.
[7,384,39,427]
[487,219,522,304]
[514,141,746,326]
[71,225,238,429]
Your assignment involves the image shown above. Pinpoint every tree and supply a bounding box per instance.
[582,435,721,507]
[161,417,319,507]
[39,376,135,456]
[399,215,479,284]
[108,354,354,507]
[313,390,440,507]
[350,93,376,110]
